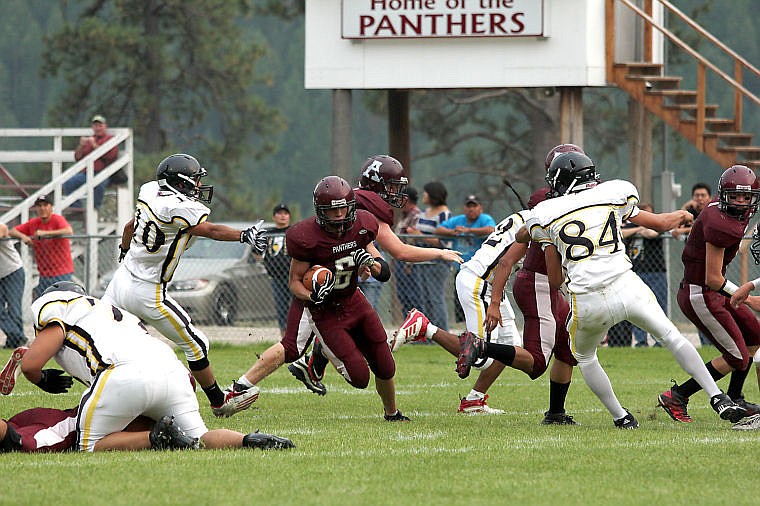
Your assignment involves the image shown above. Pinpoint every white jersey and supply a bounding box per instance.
[123,181,209,283]
[526,180,640,294]
[31,289,179,385]
[461,211,529,282]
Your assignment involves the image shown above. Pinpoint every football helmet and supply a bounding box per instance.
[359,155,409,208]
[546,152,599,197]
[42,281,86,297]
[718,165,760,220]
[544,143,585,170]
[156,154,213,204]
[313,176,356,234]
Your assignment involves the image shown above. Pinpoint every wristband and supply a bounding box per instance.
[752,277,760,291]
[717,279,739,297]
[372,257,391,282]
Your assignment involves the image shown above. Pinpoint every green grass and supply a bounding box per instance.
[1,343,758,506]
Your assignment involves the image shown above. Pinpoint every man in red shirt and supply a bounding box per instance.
[65,114,119,208]
[10,195,74,297]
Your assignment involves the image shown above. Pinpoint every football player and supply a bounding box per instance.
[657,165,760,422]
[468,152,746,428]
[230,156,462,401]
[1,281,294,452]
[101,154,266,417]
[285,176,408,420]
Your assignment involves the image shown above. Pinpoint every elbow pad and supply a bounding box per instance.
[372,257,391,282]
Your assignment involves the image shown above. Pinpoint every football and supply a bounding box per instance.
[303,265,333,291]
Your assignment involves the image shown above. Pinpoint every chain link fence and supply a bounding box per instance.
[2,233,757,347]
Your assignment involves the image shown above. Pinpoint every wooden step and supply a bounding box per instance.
[664,103,718,117]
[682,118,736,132]
[646,89,699,104]
[703,131,754,146]
[720,146,760,160]
[737,160,760,170]
[625,75,682,90]
[615,62,663,77]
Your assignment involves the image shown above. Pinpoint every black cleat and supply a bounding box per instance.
[149,416,200,450]
[731,396,760,417]
[243,431,295,450]
[288,356,327,396]
[711,393,748,423]
[384,410,411,422]
[658,385,693,423]
[613,410,639,430]
[541,411,579,425]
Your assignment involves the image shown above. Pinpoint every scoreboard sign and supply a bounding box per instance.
[342,0,545,39]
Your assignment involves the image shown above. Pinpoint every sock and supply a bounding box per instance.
[578,358,627,420]
[425,324,438,339]
[675,361,724,398]
[548,380,571,414]
[236,376,255,389]
[483,342,515,366]
[465,389,485,401]
[727,363,751,400]
[202,382,225,407]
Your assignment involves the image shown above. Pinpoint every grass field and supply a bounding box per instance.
[1,342,758,506]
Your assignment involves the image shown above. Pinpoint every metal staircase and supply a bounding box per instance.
[606,0,760,169]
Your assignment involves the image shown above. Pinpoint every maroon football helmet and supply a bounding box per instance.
[544,144,585,170]
[718,165,760,220]
[313,176,356,234]
[359,155,409,208]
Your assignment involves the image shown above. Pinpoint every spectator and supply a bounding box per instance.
[672,182,713,347]
[435,194,496,322]
[405,181,452,331]
[263,203,292,337]
[624,203,668,347]
[65,115,119,208]
[9,196,74,298]
[671,182,712,240]
[0,224,26,349]
[393,187,422,314]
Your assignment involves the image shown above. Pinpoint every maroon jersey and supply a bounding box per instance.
[286,210,379,302]
[8,407,77,452]
[522,187,551,274]
[355,189,394,226]
[682,201,750,285]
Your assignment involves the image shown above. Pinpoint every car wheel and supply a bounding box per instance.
[213,288,237,326]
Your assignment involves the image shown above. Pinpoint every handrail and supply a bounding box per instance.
[615,0,760,108]
[660,0,760,81]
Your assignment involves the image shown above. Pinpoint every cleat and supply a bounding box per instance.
[455,331,485,379]
[613,410,639,429]
[211,382,259,418]
[457,395,504,415]
[731,396,760,417]
[389,309,430,352]
[541,411,579,425]
[149,416,200,450]
[243,431,296,450]
[384,410,411,421]
[657,386,693,423]
[1,346,28,395]
[288,356,327,396]
[732,413,760,431]
[710,393,748,423]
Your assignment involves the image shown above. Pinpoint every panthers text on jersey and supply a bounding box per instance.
[286,209,379,303]
[527,180,640,294]
[460,211,529,282]
[123,181,210,283]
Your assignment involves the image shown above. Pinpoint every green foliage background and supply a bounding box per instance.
[1,0,758,220]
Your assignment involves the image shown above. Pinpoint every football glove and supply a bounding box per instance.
[240,219,268,255]
[309,273,335,305]
[118,245,129,262]
[36,369,73,394]
[352,249,375,269]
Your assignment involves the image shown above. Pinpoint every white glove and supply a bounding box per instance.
[352,249,375,269]
[241,220,267,254]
